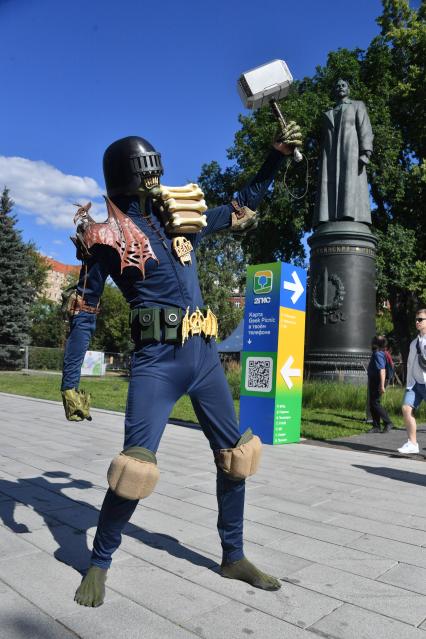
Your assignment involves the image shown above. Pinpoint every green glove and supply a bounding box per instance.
[274,120,303,147]
[62,388,92,422]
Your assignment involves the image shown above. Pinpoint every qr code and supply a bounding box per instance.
[245,357,273,392]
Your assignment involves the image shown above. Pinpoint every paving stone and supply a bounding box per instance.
[43,503,101,531]
[310,602,426,639]
[188,564,343,629]
[0,524,40,560]
[15,523,128,570]
[128,507,214,543]
[310,496,421,528]
[349,534,426,569]
[242,519,295,546]
[0,473,78,513]
[0,583,77,639]
[289,563,426,625]
[410,514,426,532]
[261,511,364,546]
[183,599,310,638]
[58,596,196,639]
[144,492,214,523]
[117,530,219,578]
[328,513,426,546]
[187,533,313,577]
[0,551,121,617]
[0,501,57,533]
[244,496,335,524]
[378,563,426,595]
[2,394,426,638]
[106,557,229,624]
[268,532,396,579]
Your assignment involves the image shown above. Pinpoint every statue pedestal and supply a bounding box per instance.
[305,221,377,384]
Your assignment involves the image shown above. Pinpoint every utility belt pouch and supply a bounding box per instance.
[163,307,182,343]
[130,308,161,343]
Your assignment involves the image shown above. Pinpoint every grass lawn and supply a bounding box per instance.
[0,372,407,441]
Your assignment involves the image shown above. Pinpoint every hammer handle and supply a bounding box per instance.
[270,99,302,162]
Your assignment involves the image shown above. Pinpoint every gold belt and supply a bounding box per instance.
[182,306,218,345]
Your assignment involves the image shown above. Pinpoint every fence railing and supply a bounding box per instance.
[0,344,129,373]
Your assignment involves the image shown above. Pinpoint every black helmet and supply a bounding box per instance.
[103,136,163,196]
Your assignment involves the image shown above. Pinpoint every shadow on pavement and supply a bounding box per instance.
[353,464,426,486]
[0,471,217,575]
[303,437,426,460]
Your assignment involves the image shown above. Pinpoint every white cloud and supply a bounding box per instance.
[0,156,106,229]
[52,239,64,245]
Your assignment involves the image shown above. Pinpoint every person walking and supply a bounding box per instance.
[367,336,394,433]
[398,309,426,454]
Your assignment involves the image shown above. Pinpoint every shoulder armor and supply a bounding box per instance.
[71,199,158,277]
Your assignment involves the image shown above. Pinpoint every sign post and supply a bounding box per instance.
[240,262,307,444]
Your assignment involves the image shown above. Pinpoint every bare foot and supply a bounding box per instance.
[220,557,281,591]
[74,566,107,607]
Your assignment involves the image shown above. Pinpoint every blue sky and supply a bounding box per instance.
[0,0,410,264]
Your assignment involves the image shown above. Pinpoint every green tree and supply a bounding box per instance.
[197,161,245,338]
[26,245,50,297]
[90,282,132,353]
[0,188,33,368]
[202,0,425,362]
[30,298,66,348]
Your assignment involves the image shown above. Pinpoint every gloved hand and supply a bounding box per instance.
[61,388,92,422]
[273,120,303,155]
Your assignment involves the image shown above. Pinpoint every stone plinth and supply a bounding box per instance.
[305,221,377,384]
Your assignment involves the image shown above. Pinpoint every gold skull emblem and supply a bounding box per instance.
[172,236,193,265]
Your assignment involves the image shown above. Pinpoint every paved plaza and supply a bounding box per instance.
[0,392,425,639]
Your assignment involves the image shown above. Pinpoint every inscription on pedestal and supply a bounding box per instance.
[311,245,375,258]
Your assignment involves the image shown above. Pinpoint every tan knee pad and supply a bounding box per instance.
[214,429,262,480]
[107,447,159,500]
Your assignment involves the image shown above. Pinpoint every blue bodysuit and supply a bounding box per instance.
[62,148,284,569]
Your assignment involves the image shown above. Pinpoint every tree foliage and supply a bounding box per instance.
[201,0,425,359]
[0,188,34,368]
[30,298,66,348]
[26,245,50,297]
[90,282,132,354]
[196,162,245,339]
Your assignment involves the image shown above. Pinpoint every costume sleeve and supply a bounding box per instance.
[356,101,374,154]
[61,246,110,390]
[193,148,285,245]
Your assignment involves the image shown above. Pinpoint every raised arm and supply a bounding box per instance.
[195,120,302,241]
[61,245,110,421]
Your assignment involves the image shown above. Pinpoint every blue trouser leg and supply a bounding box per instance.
[91,343,187,568]
[91,338,246,568]
[91,489,138,569]
[189,338,245,564]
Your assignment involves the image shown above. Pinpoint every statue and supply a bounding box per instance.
[313,78,374,227]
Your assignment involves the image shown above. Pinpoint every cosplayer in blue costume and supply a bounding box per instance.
[62,121,302,607]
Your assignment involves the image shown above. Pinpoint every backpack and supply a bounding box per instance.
[384,351,395,382]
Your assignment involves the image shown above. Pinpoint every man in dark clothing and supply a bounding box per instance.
[367,336,394,433]
[60,121,303,607]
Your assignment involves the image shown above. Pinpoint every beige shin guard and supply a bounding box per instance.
[215,429,262,480]
[107,447,159,500]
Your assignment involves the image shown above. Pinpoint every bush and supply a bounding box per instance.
[29,346,64,371]
[225,361,241,400]
[0,344,24,370]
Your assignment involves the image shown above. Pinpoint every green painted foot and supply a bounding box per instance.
[74,566,107,607]
[220,557,281,591]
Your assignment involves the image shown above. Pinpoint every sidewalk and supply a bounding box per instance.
[0,392,425,639]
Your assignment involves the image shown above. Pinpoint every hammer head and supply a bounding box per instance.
[237,59,293,110]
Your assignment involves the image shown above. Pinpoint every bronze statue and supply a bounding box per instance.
[313,79,374,226]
